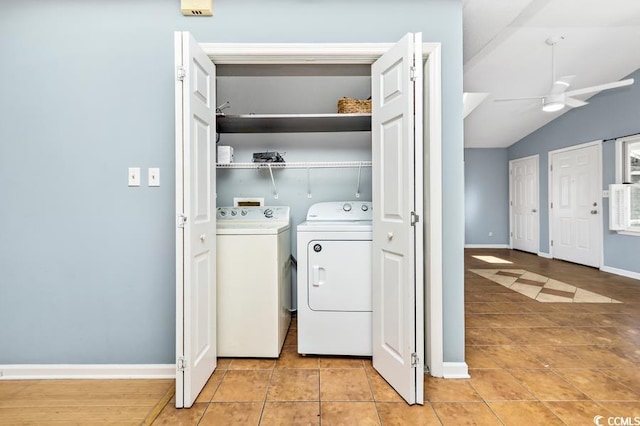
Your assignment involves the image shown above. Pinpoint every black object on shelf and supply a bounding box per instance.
[252,152,285,163]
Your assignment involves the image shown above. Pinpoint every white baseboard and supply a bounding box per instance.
[442,362,470,379]
[538,251,552,259]
[0,364,175,380]
[600,265,640,281]
[464,244,510,249]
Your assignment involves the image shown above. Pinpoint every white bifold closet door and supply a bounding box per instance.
[174,31,217,409]
[372,32,424,406]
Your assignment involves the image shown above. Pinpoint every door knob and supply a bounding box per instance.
[590,210,598,215]
[387,232,394,240]
[200,234,206,242]
[532,209,537,213]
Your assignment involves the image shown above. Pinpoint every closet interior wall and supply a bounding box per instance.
[215,64,373,308]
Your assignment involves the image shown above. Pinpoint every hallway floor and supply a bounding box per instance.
[1,249,638,425]
[153,249,640,425]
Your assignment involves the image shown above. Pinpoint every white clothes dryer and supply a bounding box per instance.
[297,201,372,356]
[216,206,291,357]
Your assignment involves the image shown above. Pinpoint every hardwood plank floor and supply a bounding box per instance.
[0,379,173,425]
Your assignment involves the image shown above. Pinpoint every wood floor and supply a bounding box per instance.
[1,249,638,425]
[0,379,173,425]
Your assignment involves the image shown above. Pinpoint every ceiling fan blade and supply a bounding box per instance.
[564,78,634,97]
[550,75,575,94]
[564,97,588,108]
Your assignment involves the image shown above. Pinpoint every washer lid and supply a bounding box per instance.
[217,222,290,235]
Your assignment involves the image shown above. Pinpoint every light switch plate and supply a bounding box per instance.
[148,168,160,187]
[128,167,140,187]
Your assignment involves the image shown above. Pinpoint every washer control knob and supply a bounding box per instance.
[241,209,247,216]
[361,204,369,212]
[343,203,352,212]
[219,210,227,217]
[230,210,237,216]
[264,208,274,218]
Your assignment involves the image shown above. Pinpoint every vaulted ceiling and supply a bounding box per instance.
[463,0,640,148]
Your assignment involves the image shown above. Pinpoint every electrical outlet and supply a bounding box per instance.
[128,167,140,187]
[603,189,610,198]
[488,231,493,237]
[148,168,160,187]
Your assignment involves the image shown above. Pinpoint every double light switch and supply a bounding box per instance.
[129,167,160,187]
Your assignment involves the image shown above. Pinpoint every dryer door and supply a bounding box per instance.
[307,240,372,312]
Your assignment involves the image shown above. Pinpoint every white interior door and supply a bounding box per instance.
[371,32,424,405]
[175,31,217,408]
[510,155,539,254]
[550,143,601,267]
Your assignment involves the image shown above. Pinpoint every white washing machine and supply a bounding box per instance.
[297,201,372,356]
[216,206,291,357]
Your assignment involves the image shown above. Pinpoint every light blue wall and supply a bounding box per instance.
[0,0,464,364]
[508,68,640,273]
[464,149,509,245]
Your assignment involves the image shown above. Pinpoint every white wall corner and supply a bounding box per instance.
[0,364,175,380]
[442,362,470,379]
[600,265,640,281]
[537,251,553,259]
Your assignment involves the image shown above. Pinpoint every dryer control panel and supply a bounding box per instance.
[305,201,372,221]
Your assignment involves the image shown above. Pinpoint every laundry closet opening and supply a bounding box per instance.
[215,63,374,311]
[176,33,443,407]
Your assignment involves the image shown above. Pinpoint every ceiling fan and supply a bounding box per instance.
[495,37,634,112]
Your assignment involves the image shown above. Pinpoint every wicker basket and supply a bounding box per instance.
[337,97,371,114]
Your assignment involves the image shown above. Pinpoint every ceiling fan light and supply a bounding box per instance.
[542,100,564,112]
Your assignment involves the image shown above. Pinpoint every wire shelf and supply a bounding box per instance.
[216,161,372,169]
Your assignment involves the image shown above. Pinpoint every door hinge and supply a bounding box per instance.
[411,352,420,368]
[410,211,420,226]
[550,202,553,209]
[410,66,417,82]
[177,357,186,372]
[177,214,187,228]
[176,66,186,81]
[510,231,513,237]
[550,164,553,172]
[551,240,554,247]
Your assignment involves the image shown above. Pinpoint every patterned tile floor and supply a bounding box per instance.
[152,249,640,425]
[469,269,622,303]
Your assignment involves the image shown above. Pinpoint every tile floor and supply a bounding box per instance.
[153,248,640,425]
[469,269,622,303]
[1,249,638,425]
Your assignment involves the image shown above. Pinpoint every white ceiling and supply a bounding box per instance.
[463,0,640,148]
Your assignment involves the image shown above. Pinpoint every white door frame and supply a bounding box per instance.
[199,42,444,377]
[547,140,603,266]
[509,154,539,254]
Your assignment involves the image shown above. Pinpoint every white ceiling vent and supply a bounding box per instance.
[181,0,213,16]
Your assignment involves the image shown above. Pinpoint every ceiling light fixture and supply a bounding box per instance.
[542,100,564,112]
[542,93,565,112]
